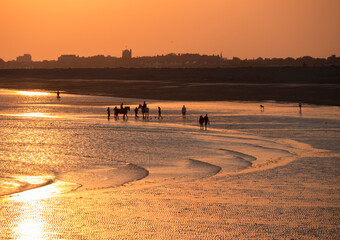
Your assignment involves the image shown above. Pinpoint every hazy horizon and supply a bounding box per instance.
[1,0,339,61]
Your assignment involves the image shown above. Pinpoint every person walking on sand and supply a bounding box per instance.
[182,105,187,117]
[299,101,302,112]
[203,114,210,130]
[107,107,110,119]
[134,107,139,119]
[158,107,163,119]
[199,115,204,129]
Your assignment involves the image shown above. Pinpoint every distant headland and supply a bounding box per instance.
[0,50,339,69]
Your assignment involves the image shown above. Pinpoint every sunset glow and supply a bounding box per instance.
[1,0,339,61]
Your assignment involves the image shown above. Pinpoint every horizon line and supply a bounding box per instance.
[2,52,338,62]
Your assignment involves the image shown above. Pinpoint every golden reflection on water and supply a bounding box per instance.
[15,113,55,118]
[8,180,79,239]
[17,91,50,96]
[14,175,53,185]
[10,181,71,202]
[12,195,49,240]
[15,216,45,240]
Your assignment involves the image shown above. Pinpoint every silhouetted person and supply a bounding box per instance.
[199,115,204,129]
[204,114,210,130]
[299,101,302,112]
[158,107,163,119]
[114,106,118,120]
[57,90,60,99]
[140,102,149,119]
[120,102,124,109]
[107,107,110,119]
[182,105,186,117]
[134,107,138,117]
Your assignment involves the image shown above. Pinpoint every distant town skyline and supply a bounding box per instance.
[2,51,339,62]
[1,52,338,69]
[1,0,339,61]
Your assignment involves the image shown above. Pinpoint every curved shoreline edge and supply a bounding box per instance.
[1,163,150,199]
[187,158,222,178]
[0,178,56,198]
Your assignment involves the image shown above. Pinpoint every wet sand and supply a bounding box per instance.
[1,153,338,239]
[0,90,339,239]
[0,67,339,106]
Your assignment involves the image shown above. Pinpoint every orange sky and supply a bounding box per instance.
[1,0,339,61]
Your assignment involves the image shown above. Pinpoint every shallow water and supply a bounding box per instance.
[0,89,338,199]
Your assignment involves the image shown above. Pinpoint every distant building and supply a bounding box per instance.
[16,54,32,63]
[57,55,79,67]
[328,54,336,60]
[58,55,78,62]
[122,49,132,59]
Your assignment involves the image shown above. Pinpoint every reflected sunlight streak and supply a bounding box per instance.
[9,178,80,238]
[18,91,50,96]
[11,184,60,201]
[10,180,80,202]
[15,218,45,240]
[16,113,55,118]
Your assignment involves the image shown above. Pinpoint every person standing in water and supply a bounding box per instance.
[182,105,187,117]
[158,107,163,119]
[203,114,210,130]
[134,107,139,119]
[199,115,204,129]
[299,101,302,112]
[107,107,111,119]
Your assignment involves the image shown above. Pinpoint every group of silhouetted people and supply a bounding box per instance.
[106,102,131,120]
[135,101,149,119]
[107,100,306,129]
[199,114,210,130]
[107,103,211,129]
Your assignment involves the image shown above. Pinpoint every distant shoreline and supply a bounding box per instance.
[0,67,339,106]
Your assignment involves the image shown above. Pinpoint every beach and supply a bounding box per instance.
[0,67,339,106]
[0,89,339,239]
